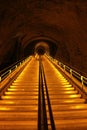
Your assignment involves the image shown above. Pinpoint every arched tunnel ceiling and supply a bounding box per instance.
[0,0,87,76]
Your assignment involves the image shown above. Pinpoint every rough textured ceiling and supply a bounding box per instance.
[0,0,87,76]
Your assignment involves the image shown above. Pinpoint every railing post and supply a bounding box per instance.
[9,69,11,74]
[15,65,17,68]
[64,65,65,71]
[70,69,72,78]
[81,76,83,89]
[59,62,61,66]
[0,76,1,82]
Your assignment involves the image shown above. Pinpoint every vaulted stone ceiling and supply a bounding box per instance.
[0,0,87,76]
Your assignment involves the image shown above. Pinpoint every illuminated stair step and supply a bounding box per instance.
[59,83,70,85]
[47,84,72,88]
[12,83,38,85]
[49,94,81,98]
[0,111,37,116]
[47,87,74,90]
[58,78,68,80]
[51,103,87,111]
[7,88,38,92]
[59,82,70,84]
[50,99,85,104]
[47,88,74,91]
[55,119,87,130]
[0,121,37,130]
[47,89,75,93]
[0,105,38,111]
[47,83,72,85]
[13,81,38,83]
[1,95,38,100]
[5,91,38,95]
[48,90,78,94]
[10,85,38,88]
[0,100,38,105]
[47,87,73,90]
[47,89,75,92]
[53,110,87,119]
[47,88,74,92]
[0,112,37,120]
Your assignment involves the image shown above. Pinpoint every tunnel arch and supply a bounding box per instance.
[35,42,49,55]
[23,36,58,57]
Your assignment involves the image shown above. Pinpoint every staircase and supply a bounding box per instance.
[0,57,39,130]
[43,56,87,130]
[0,56,87,130]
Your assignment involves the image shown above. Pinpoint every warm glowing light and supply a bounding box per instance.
[1,96,12,99]
[5,92,16,94]
[63,88,74,90]
[71,104,86,109]
[64,91,77,94]
[0,107,10,110]
[69,95,81,98]
[64,100,76,103]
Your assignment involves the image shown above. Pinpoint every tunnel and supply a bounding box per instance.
[35,46,46,55]
[35,42,49,55]
[23,38,58,58]
[0,1,87,129]
[0,0,87,77]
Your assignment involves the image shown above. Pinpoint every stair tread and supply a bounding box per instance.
[51,103,87,111]
[53,110,87,119]
[48,88,74,91]
[0,121,37,130]
[1,95,38,99]
[0,115,37,120]
[53,119,87,130]
[50,98,85,104]
[0,105,38,111]
[0,100,38,105]
[7,88,38,92]
[5,92,38,95]
[48,90,76,93]
[49,94,81,98]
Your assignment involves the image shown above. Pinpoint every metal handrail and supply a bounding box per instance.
[38,56,56,130]
[42,62,56,130]
[38,57,48,130]
[0,56,29,82]
[0,57,26,74]
[46,54,87,93]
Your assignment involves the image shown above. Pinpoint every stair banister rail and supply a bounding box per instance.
[46,54,87,94]
[0,56,31,82]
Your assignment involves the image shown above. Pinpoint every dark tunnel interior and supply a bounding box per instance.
[0,0,87,77]
[35,46,46,55]
[24,39,58,57]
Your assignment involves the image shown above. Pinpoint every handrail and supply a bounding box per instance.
[0,57,27,74]
[38,56,48,130]
[38,59,41,130]
[38,56,56,129]
[46,54,87,93]
[0,57,29,82]
[42,62,56,130]
[0,56,32,97]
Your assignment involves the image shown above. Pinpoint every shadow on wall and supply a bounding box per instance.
[0,38,22,71]
[55,42,70,64]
